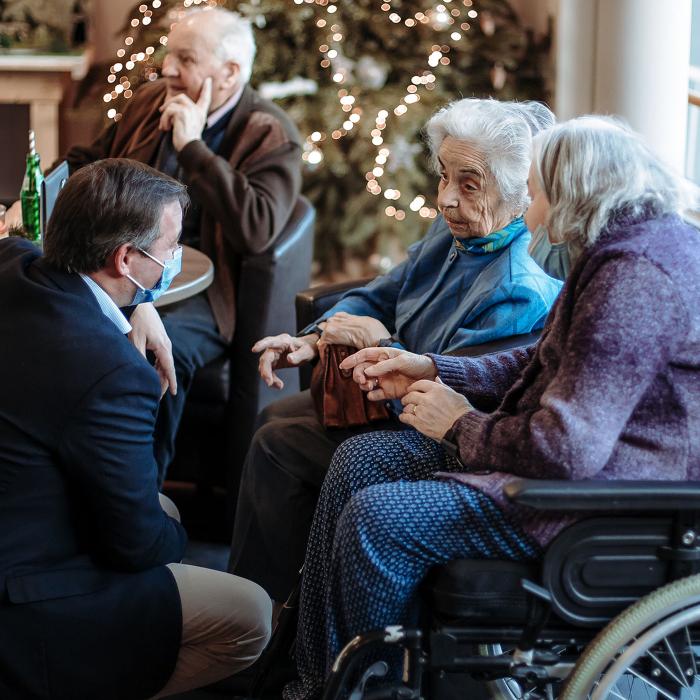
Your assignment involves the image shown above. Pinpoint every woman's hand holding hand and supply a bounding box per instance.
[320,312,390,349]
[253,332,320,389]
[400,378,472,440]
[339,347,437,401]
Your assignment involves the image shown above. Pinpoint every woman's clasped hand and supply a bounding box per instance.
[252,313,392,390]
[339,347,472,439]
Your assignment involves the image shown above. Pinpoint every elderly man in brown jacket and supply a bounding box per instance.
[59,8,302,479]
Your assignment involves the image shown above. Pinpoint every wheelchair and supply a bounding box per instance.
[314,477,700,700]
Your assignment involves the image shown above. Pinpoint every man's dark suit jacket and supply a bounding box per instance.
[0,238,187,699]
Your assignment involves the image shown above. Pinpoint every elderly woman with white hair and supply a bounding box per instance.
[230,98,562,603]
[285,116,700,700]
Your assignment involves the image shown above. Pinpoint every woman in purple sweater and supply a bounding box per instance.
[283,117,700,700]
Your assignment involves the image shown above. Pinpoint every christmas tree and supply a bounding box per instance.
[106,0,549,273]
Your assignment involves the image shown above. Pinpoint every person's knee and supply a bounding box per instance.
[256,401,284,428]
[250,420,281,456]
[256,391,312,427]
[159,493,180,522]
[170,345,198,381]
[336,485,395,546]
[323,434,381,497]
[225,577,273,662]
[247,420,310,485]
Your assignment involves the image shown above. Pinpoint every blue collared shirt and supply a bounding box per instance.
[79,274,132,335]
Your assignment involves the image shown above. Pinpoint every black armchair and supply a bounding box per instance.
[169,196,315,524]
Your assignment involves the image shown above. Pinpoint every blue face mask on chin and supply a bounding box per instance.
[127,245,183,305]
[528,225,571,281]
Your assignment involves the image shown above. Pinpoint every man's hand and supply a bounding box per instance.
[399,378,472,440]
[159,77,213,151]
[253,332,320,389]
[339,346,437,401]
[320,312,391,349]
[128,303,177,398]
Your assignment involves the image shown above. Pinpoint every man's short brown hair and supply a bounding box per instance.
[43,158,189,273]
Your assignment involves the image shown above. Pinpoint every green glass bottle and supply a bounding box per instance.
[20,130,44,245]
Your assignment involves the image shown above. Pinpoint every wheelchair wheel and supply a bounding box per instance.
[561,574,700,699]
[480,645,530,699]
[480,644,568,699]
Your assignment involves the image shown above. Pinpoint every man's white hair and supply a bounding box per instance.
[424,98,555,215]
[183,8,256,83]
[532,115,699,253]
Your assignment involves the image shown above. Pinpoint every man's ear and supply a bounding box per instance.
[113,243,136,278]
[222,61,241,91]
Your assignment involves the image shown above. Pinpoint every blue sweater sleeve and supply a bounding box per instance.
[442,282,554,354]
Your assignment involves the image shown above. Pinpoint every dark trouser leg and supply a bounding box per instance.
[283,431,541,700]
[153,293,227,485]
[228,390,400,602]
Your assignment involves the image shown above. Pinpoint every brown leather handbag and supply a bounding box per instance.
[310,344,391,428]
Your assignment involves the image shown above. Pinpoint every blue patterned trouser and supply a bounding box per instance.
[283,430,542,700]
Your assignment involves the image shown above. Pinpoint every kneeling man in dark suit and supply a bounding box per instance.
[0,158,271,699]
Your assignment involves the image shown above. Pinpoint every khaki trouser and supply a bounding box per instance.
[153,495,272,698]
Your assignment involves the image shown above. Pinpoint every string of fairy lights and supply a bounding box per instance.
[103,0,480,222]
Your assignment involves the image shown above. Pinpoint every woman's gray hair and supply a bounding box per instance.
[185,8,256,83]
[533,116,699,252]
[424,98,555,215]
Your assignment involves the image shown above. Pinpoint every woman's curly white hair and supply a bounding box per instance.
[424,98,555,216]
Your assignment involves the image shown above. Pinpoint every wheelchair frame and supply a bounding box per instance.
[319,478,700,700]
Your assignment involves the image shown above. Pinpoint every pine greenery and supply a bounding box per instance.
[114,0,548,272]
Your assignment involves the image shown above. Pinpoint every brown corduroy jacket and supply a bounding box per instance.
[63,79,303,341]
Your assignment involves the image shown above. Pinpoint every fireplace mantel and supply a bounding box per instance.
[0,52,90,166]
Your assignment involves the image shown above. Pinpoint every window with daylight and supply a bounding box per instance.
[686,0,700,182]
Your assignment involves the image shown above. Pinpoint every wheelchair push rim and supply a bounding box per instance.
[562,574,700,700]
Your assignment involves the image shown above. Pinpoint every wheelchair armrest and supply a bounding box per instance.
[504,478,700,511]
[295,276,375,333]
[446,330,541,358]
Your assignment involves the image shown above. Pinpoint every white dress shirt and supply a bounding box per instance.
[80,274,132,335]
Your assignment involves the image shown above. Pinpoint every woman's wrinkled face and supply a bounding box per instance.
[524,163,551,238]
[436,136,512,239]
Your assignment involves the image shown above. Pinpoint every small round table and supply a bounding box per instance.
[155,245,214,308]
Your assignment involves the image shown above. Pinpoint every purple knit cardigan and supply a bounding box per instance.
[430,212,700,546]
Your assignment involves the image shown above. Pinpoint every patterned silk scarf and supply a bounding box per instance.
[453,216,526,255]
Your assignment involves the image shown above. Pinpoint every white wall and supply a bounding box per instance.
[556,0,692,171]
